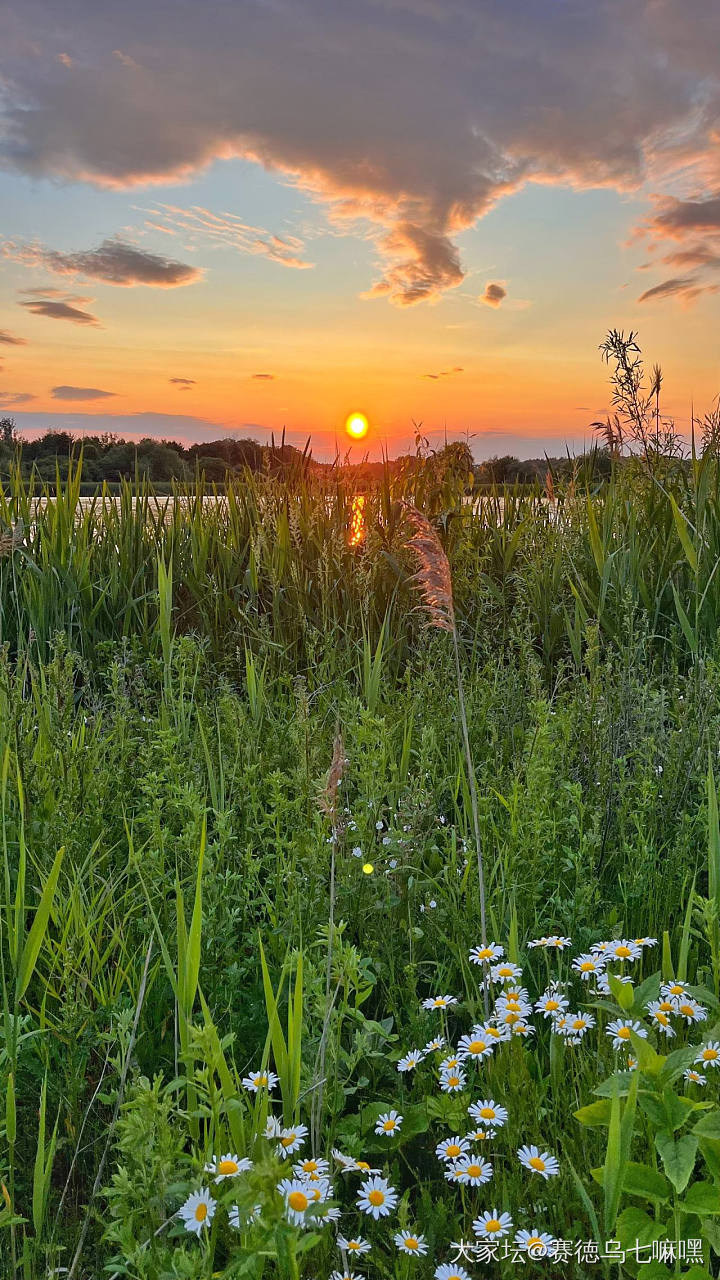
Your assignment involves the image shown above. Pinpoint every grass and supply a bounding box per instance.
[0,452,719,1276]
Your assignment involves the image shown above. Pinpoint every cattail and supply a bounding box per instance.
[401,502,455,632]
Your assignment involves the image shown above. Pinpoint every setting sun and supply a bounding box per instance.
[345,412,369,440]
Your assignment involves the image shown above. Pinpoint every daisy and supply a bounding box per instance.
[468,1099,508,1128]
[436,1135,470,1162]
[518,1145,560,1179]
[572,953,606,979]
[204,1153,252,1181]
[435,1265,471,1280]
[591,940,613,956]
[320,1206,342,1225]
[337,1236,371,1255]
[458,1031,494,1062]
[469,943,504,965]
[535,992,569,1018]
[357,1175,398,1219]
[398,1050,425,1072]
[264,1115,282,1139]
[424,1036,446,1053]
[394,1231,428,1255]
[596,971,633,995]
[277,1177,317,1226]
[483,1022,511,1043]
[510,1021,534,1038]
[242,1069,279,1093]
[473,1209,513,1239]
[646,1002,676,1036]
[490,962,523,984]
[440,1067,467,1093]
[566,1013,595,1036]
[422,994,458,1011]
[684,1069,707,1086]
[230,1202,260,1229]
[515,1229,556,1258]
[449,1156,493,1186]
[606,1019,647,1050]
[293,1157,329,1178]
[661,981,691,1000]
[331,1271,362,1280]
[674,998,707,1023]
[178,1188,216,1236]
[606,939,642,962]
[545,936,572,950]
[375,1109,403,1136]
[695,1041,720,1067]
[466,1127,492,1142]
[634,937,657,947]
[527,937,550,948]
[278,1124,308,1157]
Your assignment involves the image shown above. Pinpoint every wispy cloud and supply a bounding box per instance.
[51,385,117,400]
[4,237,201,287]
[19,294,101,325]
[144,205,313,269]
[169,377,196,390]
[422,366,464,380]
[251,372,274,381]
[637,275,718,304]
[0,391,36,407]
[0,330,28,346]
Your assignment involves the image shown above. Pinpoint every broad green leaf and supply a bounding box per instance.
[694,1109,720,1139]
[16,845,64,1001]
[630,1029,665,1078]
[574,1098,612,1127]
[670,493,698,573]
[655,1129,698,1193]
[681,1181,720,1216]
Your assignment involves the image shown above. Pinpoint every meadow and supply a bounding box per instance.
[1,446,719,1279]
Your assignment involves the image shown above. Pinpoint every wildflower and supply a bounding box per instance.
[634,937,657,947]
[458,1031,494,1062]
[510,1021,534,1037]
[646,1002,675,1036]
[375,1109,403,1136]
[606,940,642,962]
[436,1135,470,1162]
[204,1153,252,1181]
[518,1145,560,1179]
[466,1127,492,1141]
[527,937,550,948]
[468,1099,508,1128]
[321,1206,342,1224]
[591,940,613,955]
[515,1229,556,1258]
[331,1272,361,1280]
[596,971,633,996]
[483,1022,511,1043]
[572,953,606,979]
[264,1115,282,1138]
[435,1265,472,1280]
[661,981,690,1000]
[425,1036,446,1053]
[606,1019,647,1050]
[357,1175,398,1219]
[178,1188,216,1236]
[293,1157,329,1178]
[440,1067,467,1093]
[684,1069,707,1086]
[626,1056,638,1070]
[422,994,458,1010]
[398,1049,425,1072]
[448,1155,493,1186]
[469,943,504,965]
[674,998,707,1023]
[337,1236,371,1254]
[566,1013,595,1036]
[695,1041,720,1067]
[473,1210,513,1239]
[278,1124,308,1157]
[243,1069,279,1093]
[394,1231,428,1255]
[440,1054,461,1072]
[535,992,569,1018]
[277,1177,318,1226]
[546,935,572,950]
[490,962,523,984]
[362,863,374,875]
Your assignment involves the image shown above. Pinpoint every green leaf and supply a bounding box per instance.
[616,1206,668,1250]
[16,845,64,1001]
[670,492,698,574]
[630,1029,665,1078]
[655,1129,698,1193]
[694,1109,720,1139]
[608,972,635,1011]
[681,1181,720,1216]
[574,1098,612,1127]
[622,1162,672,1203]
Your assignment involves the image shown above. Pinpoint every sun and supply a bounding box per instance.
[345,412,369,440]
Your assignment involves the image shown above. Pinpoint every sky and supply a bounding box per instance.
[1,0,720,460]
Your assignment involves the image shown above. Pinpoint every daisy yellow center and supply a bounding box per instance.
[477,948,493,959]
[656,1012,670,1025]
[449,1274,462,1280]
[615,946,632,958]
[498,968,513,976]
[505,1013,519,1024]
[659,1001,673,1011]
[479,1107,495,1119]
[383,1119,396,1130]
[218,1159,238,1175]
[487,1028,501,1039]
[302,1160,318,1171]
[485,1219,501,1233]
[348,1242,361,1250]
[529,1156,546,1171]
[368,1189,385,1206]
[446,1143,461,1157]
[434,999,446,1006]
[357,1161,370,1170]
[669,985,683,994]
[703,1048,718,1060]
[310,1187,322,1200]
[194,1202,208,1222]
[288,1190,308,1212]
[256,1074,267,1085]
[447,1076,460,1088]
[617,1027,631,1039]
[505,1000,521,1010]
[527,1237,543,1250]
[466,1164,482,1177]
[580,961,595,971]
[468,1041,486,1054]
[281,1133,296,1147]
[405,1238,419,1250]
[679,1004,694,1016]
[545,1000,559,1011]
[446,1057,459,1067]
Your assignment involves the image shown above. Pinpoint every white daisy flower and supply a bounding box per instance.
[646,1002,676,1036]
[468,1099,508,1128]
[490,962,523,984]
[424,1036,446,1053]
[469,943,504,965]
[357,1175,398,1219]
[535,992,569,1018]
[293,1157,329,1178]
[439,1067,467,1093]
[375,1109,403,1137]
[447,1155,493,1186]
[545,935,572,950]
[515,1228,556,1258]
[277,1124,309,1157]
[457,1031,494,1062]
[563,1012,595,1037]
[422,994,458,1010]
[591,940,613,955]
[572,953,606,979]
[518,1144,560,1179]
[178,1188,216,1236]
[684,1069,707,1086]
[695,1041,720,1067]
[606,1019,647,1050]
[264,1115,282,1139]
[242,1069,279,1093]
[204,1153,252,1181]
[434,1265,471,1280]
[634,937,657,947]
[674,997,707,1023]
[398,1050,425,1072]
[661,981,691,1000]
[394,1231,428,1255]
[330,1271,362,1280]
[337,1236,371,1255]
[473,1209,513,1239]
[527,937,550,948]
[277,1177,321,1226]
[466,1126,492,1142]
[435,1135,470,1162]
[320,1205,342,1224]
[607,940,642,962]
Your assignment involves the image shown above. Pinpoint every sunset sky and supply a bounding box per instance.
[2,0,720,459]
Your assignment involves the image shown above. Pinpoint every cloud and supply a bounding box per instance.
[637,276,718,304]
[0,392,37,407]
[145,205,313,269]
[51,385,116,400]
[4,1,720,304]
[422,365,464,380]
[170,377,195,389]
[0,330,28,346]
[482,281,507,307]
[4,236,201,287]
[19,296,100,325]
[251,373,274,381]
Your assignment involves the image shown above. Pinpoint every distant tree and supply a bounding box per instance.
[0,417,16,444]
